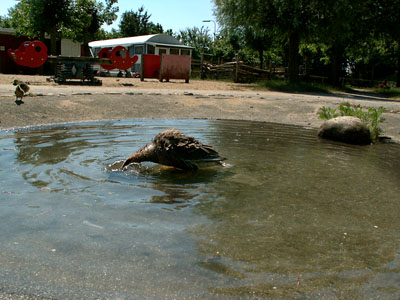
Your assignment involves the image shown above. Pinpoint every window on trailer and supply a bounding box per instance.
[181,49,190,56]
[147,45,155,54]
[134,46,144,55]
[170,48,179,55]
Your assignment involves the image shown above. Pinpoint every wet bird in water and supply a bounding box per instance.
[122,129,225,170]
[13,79,30,104]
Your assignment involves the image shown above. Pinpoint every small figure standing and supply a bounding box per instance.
[13,79,30,105]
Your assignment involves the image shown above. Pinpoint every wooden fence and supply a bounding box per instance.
[192,54,285,83]
[199,61,287,83]
[192,54,396,87]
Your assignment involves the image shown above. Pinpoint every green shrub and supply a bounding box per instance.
[318,102,386,141]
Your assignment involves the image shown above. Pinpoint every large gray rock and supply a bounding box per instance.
[318,116,371,145]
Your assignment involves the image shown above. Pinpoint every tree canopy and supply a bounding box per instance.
[5,0,118,56]
[118,6,165,37]
[176,26,213,59]
[65,0,119,56]
[7,0,71,55]
[214,0,317,82]
[214,0,400,86]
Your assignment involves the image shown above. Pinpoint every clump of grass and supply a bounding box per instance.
[318,102,386,141]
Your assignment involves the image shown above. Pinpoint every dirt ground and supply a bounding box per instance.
[1,74,400,143]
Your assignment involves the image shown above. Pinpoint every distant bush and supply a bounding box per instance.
[318,102,386,141]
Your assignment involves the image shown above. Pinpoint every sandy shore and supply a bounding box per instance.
[1,74,400,143]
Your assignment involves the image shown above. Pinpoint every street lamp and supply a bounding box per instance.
[202,20,216,41]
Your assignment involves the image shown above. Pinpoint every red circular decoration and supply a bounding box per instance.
[8,41,48,68]
[110,46,138,70]
[98,47,114,70]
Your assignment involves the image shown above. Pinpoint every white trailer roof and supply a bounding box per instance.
[89,34,193,49]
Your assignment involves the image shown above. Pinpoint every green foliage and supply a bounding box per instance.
[214,0,400,87]
[318,102,386,141]
[243,26,271,69]
[119,6,161,37]
[64,0,118,55]
[176,26,212,59]
[9,0,51,38]
[318,106,339,120]
[5,0,118,56]
[214,0,318,82]
[7,0,72,55]
[0,15,12,28]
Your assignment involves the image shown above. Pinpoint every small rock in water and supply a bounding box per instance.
[318,116,371,145]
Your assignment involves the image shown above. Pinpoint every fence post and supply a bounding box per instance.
[234,53,239,83]
[140,54,145,81]
[200,53,205,80]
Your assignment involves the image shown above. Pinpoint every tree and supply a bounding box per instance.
[373,0,400,87]
[346,34,397,82]
[119,6,152,37]
[150,23,164,34]
[33,0,71,55]
[0,15,12,28]
[176,26,212,59]
[312,0,373,86]
[66,0,118,56]
[165,29,174,36]
[210,31,237,63]
[244,27,271,69]
[214,0,317,82]
[95,28,121,40]
[8,1,36,36]
[119,6,166,37]
[8,0,71,55]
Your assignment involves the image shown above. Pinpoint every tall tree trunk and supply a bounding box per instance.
[83,30,90,57]
[39,31,45,42]
[49,25,58,76]
[304,52,311,78]
[397,40,400,88]
[38,31,46,75]
[50,25,57,56]
[329,44,344,87]
[258,49,264,69]
[288,31,300,83]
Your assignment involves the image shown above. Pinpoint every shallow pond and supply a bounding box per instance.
[1,119,400,299]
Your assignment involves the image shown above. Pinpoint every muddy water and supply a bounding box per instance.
[0,119,399,299]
